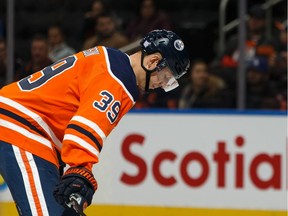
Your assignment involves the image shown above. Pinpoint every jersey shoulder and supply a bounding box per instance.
[104,47,139,102]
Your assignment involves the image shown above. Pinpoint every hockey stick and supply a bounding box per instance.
[67,193,87,216]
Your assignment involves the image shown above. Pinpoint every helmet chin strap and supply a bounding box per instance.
[140,50,157,93]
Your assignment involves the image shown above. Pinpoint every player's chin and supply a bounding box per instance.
[138,86,146,93]
[150,83,162,90]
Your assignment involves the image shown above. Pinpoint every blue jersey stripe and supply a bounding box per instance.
[0,108,45,136]
[106,48,139,102]
[67,124,102,152]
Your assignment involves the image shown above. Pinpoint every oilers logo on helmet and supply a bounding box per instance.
[174,39,184,51]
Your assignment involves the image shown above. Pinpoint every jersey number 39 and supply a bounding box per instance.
[18,56,76,91]
[93,90,121,124]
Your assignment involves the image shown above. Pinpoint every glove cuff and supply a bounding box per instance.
[64,167,98,191]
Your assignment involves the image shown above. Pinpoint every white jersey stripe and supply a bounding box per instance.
[71,115,106,143]
[102,47,135,104]
[0,96,62,149]
[0,118,53,149]
[63,134,100,158]
[12,146,39,216]
[25,151,49,215]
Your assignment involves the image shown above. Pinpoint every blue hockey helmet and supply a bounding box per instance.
[140,29,190,79]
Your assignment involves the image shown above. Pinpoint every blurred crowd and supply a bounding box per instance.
[0,0,286,110]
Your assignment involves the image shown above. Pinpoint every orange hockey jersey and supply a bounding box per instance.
[0,46,138,170]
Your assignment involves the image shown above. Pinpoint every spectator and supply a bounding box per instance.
[125,0,173,41]
[0,19,4,38]
[0,38,6,87]
[17,34,52,80]
[245,56,280,109]
[83,12,129,50]
[48,25,76,62]
[273,20,287,71]
[82,0,110,40]
[178,59,233,109]
[218,4,276,67]
[0,38,23,87]
[268,20,287,110]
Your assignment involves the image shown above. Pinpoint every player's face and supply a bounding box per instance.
[140,52,179,92]
[150,66,179,92]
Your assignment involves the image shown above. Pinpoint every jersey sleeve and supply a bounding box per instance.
[61,64,135,171]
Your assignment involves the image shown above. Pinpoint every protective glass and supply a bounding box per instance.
[156,60,179,92]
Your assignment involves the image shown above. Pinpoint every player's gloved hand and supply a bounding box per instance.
[53,167,98,210]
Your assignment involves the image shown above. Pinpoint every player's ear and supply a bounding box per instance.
[146,53,162,70]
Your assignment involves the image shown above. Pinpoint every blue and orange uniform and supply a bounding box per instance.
[0,46,138,215]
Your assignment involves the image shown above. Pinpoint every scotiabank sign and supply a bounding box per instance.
[120,134,282,190]
[92,113,287,210]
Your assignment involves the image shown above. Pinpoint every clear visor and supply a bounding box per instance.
[156,65,179,92]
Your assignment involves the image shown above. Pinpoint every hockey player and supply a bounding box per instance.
[0,29,190,215]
